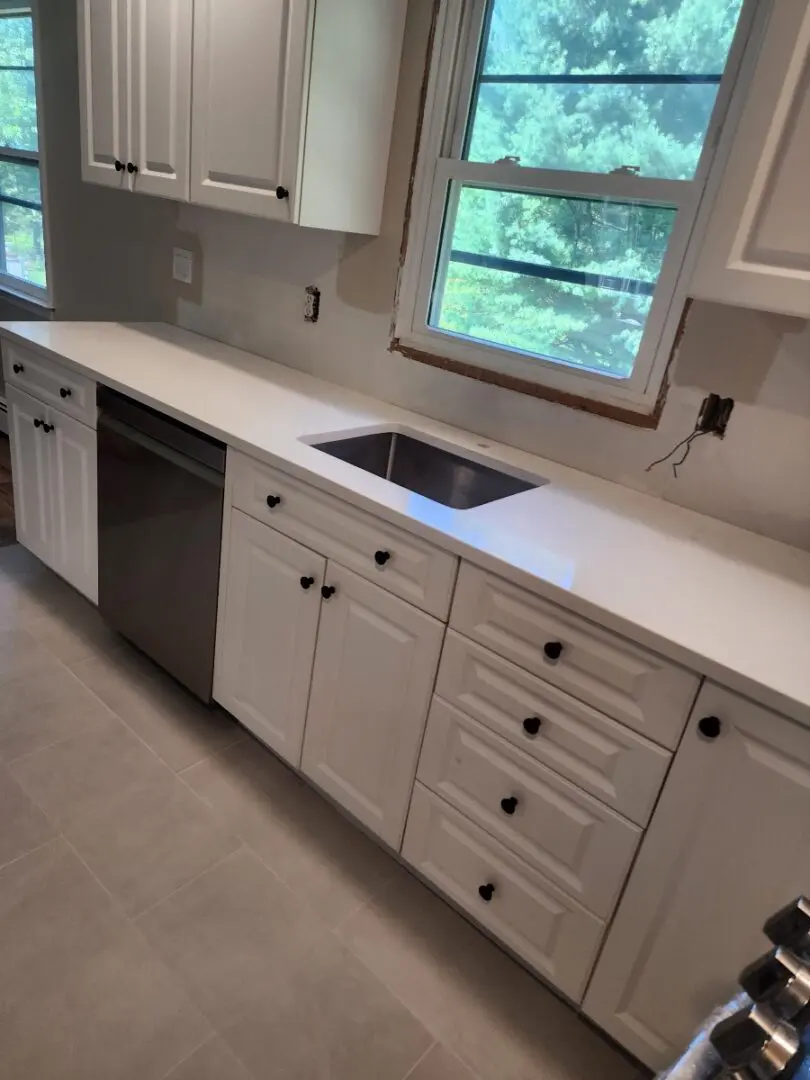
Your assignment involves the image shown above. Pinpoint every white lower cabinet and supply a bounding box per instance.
[214,510,325,765]
[301,563,444,848]
[584,683,810,1070]
[7,385,98,602]
[403,783,605,1002]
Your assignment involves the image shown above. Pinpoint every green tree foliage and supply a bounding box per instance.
[434,0,743,377]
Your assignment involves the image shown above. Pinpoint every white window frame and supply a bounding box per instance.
[0,0,50,305]
[393,0,761,416]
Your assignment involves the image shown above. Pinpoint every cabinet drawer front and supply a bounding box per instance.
[451,563,699,749]
[403,784,605,1001]
[230,450,458,618]
[3,344,97,428]
[437,631,670,825]
[419,699,640,918]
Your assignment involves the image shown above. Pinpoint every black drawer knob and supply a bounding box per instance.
[500,796,519,816]
[300,576,315,591]
[266,495,281,509]
[59,387,72,398]
[127,161,138,174]
[698,715,722,740]
[12,362,23,374]
[114,159,124,172]
[41,423,53,434]
[321,585,336,600]
[374,550,391,567]
[276,186,289,200]
[33,417,42,428]
[478,883,495,903]
[543,641,564,661]
[522,716,542,737]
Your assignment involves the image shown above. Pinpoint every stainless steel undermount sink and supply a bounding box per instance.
[311,429,547,510]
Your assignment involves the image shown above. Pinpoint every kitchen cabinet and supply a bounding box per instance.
[215,509,325,766]
[7,385,98,602]
[690,2,810,317]
[78,0,193,200]
[583,683,810,1071]
[301,563,444,848]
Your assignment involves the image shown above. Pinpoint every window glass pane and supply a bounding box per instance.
[465,0,744,179]
[1,201,46,288]
[0,158,40,205]
[0,69,38,151]
[0,13,34,67]
[430,186,676,379]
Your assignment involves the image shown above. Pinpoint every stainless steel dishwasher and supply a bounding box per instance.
[97,387,226,701]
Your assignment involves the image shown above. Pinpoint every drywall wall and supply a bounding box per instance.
[172,0,810,550]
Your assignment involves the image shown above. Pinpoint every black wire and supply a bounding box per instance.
[645,425,710,478]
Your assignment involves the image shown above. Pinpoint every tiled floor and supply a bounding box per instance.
[0,543,644,1080]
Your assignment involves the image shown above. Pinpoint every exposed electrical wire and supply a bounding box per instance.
[645,424,711,478]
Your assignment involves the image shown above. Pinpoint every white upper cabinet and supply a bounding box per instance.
[78,0,193,201]
[583,683,810,1071]
[690,3,810,317]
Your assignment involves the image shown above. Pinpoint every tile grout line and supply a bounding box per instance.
[131,844,247,922]
[399,1039,437,1080]
[158,1034,218,1080]
[0,833,63,877]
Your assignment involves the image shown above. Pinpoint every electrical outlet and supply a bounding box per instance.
[697,393,734,436]
[172,248,194,285]
[304,285,321,323]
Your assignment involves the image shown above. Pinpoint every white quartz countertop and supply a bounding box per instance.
[3,320,810,725]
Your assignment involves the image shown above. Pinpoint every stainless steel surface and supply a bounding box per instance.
[742,950,810,1027]
[311,430,546,510]
[97,388,226,703]
[711,1005,801,1080]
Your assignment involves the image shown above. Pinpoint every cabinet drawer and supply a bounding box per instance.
[3,343,97,428]
[403,784,605,1001]
[437,631,670,825]
[418,699,640,918]
[230,450,458,618]
[451,563,700,749]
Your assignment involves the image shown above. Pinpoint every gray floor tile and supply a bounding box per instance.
[184,739,397,928]
[0,839,212,1080]
[25,587,120,665]
[0,650,117,762]
[72,645,244,771]
[163,1037,253,1080]
[0,761,56,869]
[66,771,242,916]
[0,625,56,682]
[407,1045,479,1080]
[10,720,168,830]
[339,866,639,1080]
[138,848,433,1080]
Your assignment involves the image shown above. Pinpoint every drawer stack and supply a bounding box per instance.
[403,563,700,1001]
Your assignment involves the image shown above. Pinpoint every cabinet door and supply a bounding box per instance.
[7,385,52,565]
[215,510,324,766]
[190,0,311,219]
[690,4,810,317]
[47,407,98,603]
[302,564,444,848]
[77,0,130,189]
[583,684,810,1071]
[130,0,192,200]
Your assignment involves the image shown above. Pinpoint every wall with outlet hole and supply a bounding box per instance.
[173,0,810,551]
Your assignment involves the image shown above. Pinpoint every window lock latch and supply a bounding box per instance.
[610,164,641,176]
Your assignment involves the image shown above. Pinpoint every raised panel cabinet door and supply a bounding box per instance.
[6,386,52,565]
[129,0,193,200]
[583,683,810,1071]
[690,4,810,317]
[214,510,325,766]
[47,407,98,603]
[77,0,130,189]
[190,0,311,219]
[301,564,444,848]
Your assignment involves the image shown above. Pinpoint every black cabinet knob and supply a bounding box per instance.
[127,162,138,174]
[266,495,281,509]
[59,387,72,399]
[114,159,124,172]
[300,576,315,591]
[500,796,519,816]
[276,186,289,200]
[12,362,23,374]
[321,585,336,600]
[33,417,42,428]
[478,883,495,903]
[42,423,53,434]
[543,641,564,661]
[522,716,542,737]
[374,550,391,567]
[698,715,722,740]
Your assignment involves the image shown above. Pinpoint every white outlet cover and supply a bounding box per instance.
[172,248,194,285]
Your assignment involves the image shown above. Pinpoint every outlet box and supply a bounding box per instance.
[172,248,194,285]
[304,285,321,323]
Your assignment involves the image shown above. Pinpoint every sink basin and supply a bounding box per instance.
[311,430,546,510]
